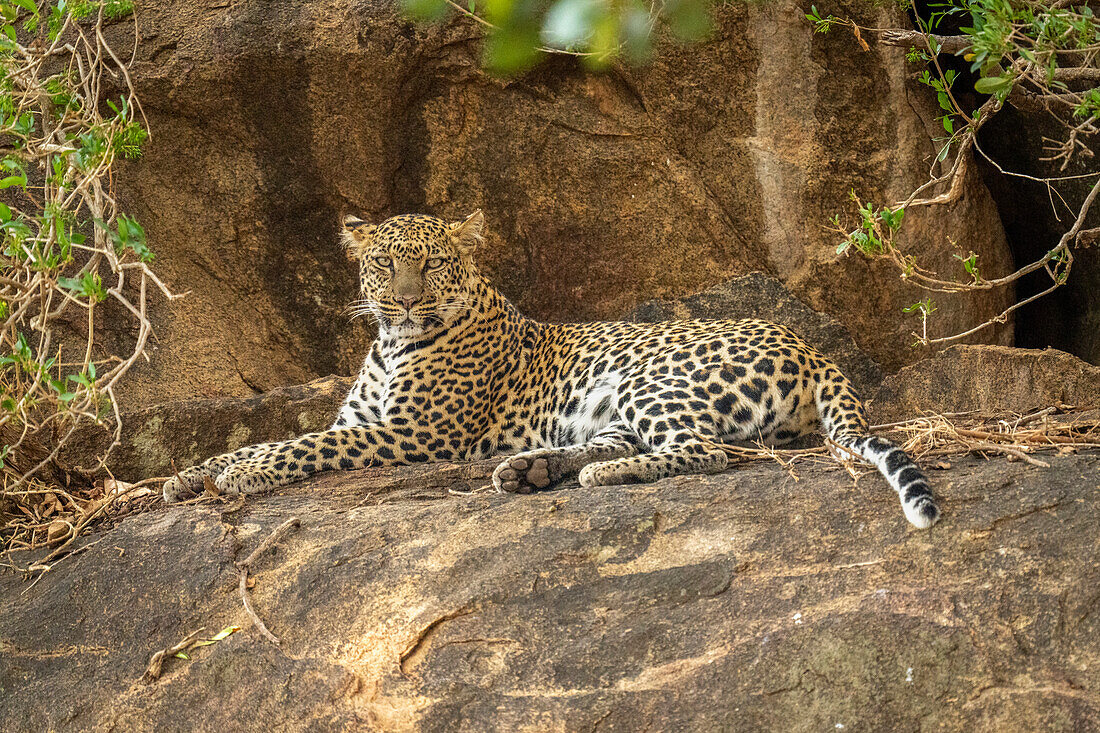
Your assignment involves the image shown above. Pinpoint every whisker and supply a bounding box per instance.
[345,299,381,313]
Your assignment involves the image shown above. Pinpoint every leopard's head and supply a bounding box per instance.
[341,211,484,338]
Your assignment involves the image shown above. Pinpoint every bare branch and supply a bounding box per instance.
[825,3,1100,346]
[876,30,972,55]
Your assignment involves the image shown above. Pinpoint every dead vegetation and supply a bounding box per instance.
[715,405,1100,482]
[0,2,179,550]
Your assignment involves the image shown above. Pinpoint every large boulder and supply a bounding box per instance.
[870,345,1100,424]
[2,450,1098,730]
[62,376,354,480]
[105,0,1013,409]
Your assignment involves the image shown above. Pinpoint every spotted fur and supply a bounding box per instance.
[163,212,939,529]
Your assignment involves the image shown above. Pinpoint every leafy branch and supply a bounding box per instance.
[1,0,180,552]
[811,0,1100,347]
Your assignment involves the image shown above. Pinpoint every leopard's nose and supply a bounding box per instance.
[395,295,421,309]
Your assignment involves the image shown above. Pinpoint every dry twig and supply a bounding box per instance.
[141,627,206,684]
[237,518,301,646]
[703,407,1098,480]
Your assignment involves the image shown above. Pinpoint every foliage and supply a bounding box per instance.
[403,0,714,72]
[0,0,177,555]
[813,0,1099,346]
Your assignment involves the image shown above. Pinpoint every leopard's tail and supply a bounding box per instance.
[814,368,940,529]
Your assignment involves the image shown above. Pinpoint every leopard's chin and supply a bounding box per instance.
[383,313,447,339]
[385,320,425,338]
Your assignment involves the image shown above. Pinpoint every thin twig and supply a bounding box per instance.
[237,518,301,646]
[966,440,1051,467]
[142,627,206,683]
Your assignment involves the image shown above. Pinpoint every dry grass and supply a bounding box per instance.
[1,474,164,574]
[713,405,1100,479]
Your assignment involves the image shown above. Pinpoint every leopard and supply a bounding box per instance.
[162,211,940,529]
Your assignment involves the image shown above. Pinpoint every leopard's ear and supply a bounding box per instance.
[341,215,376,260]
[448,210,484,255]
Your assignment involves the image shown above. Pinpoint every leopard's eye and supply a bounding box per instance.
[373,255,392,268]
[426,257,445,270]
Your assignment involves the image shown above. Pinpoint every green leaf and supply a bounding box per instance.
[12,113,34,136]
[193,625,242,647]
[209,625,240,641]
[57,275,82,291]
[542,0,598,49]
[483,27,542,75]
[665,0,712,41]
[0,174,26,189]
[973,75,1012,94]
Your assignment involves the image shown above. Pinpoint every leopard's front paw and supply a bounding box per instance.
[577,463,597,489]
[493,450,556,494]
[215,460,277,497]
[163,465,214,503]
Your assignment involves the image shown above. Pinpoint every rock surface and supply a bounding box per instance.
[870,345,1100,424]
[2,450,1099,731]
[626,271,883,397]
[62,375,354,480]
[104,0,1013,409]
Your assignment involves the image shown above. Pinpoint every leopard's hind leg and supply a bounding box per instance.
[494,424,639,493]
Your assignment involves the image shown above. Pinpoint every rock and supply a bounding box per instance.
[62,375,354,480]
[870,345,1100,424]
[625,271,883,397]
[2,450,1099,730]
[103,0,1012,409]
